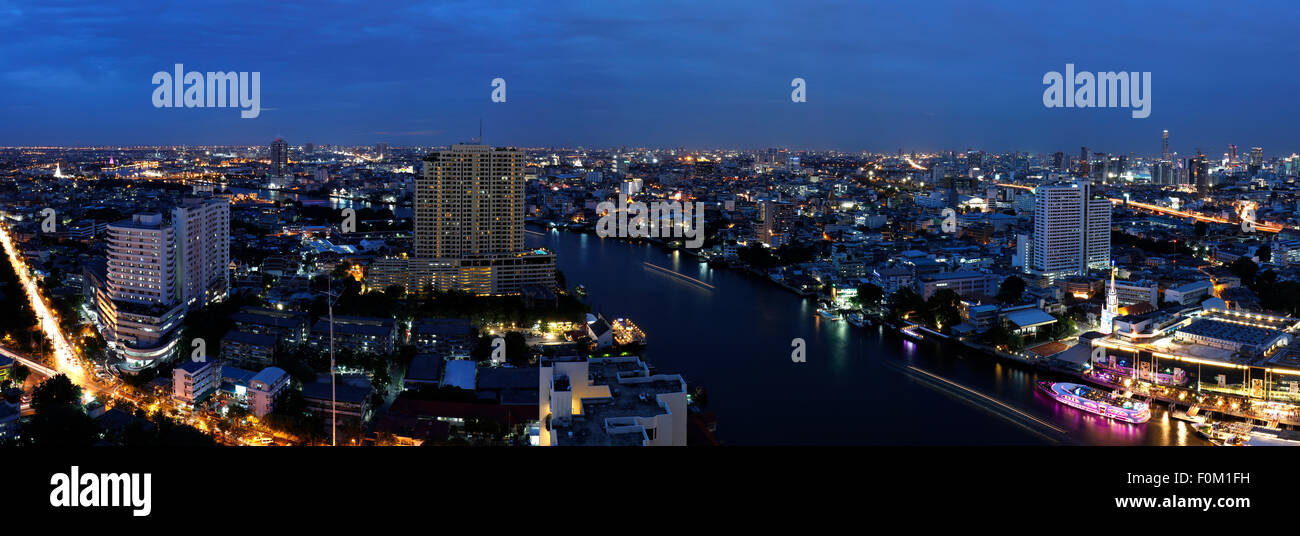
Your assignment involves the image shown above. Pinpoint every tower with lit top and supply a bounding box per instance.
[1100,264,1118,335]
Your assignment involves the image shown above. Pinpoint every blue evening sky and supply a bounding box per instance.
[1,0,1296,156]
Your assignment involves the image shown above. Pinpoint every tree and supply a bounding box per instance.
[1227,257,1259,287]
[32,374,82,414]
[925,288,962,330]
[23,374,98,447]
[887,288,925,320]
[10,364,29,386]
[504,331,532,366]
[855,283,885,308]
[996,275,1026,304]
[1257,244,1272,264]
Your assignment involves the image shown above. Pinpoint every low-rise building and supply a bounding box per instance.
[173,359,222,410]
[248,367,289,418]
[409,318,473,357]
[539,356,688,446]
[221,330,278,368]
[310,315,398,355]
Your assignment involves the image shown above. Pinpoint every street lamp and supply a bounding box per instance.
[319,278,341,447]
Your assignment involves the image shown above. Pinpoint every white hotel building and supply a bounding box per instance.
[1030,180,1110,282]
[98,198,230,372]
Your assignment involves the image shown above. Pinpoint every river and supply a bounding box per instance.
[526,227,1207,446]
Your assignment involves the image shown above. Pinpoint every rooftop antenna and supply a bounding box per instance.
[478,118,483,144]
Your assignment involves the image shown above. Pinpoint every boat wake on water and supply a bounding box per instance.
[882,361,1071,445]
[641,262,715,290]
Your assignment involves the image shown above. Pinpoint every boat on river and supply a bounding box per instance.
[1038,381,1150,423]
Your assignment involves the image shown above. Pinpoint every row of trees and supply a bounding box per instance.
[3,374,213,446]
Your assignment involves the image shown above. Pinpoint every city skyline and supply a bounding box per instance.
[4,1,1300,152]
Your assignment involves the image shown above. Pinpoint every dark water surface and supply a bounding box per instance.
[528,227,1206,446]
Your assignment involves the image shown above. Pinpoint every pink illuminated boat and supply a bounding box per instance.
[1037,381,1150,424]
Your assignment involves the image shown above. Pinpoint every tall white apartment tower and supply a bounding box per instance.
[172,198,231,306]
[105,212,177,305]
[1031,180,1111,282]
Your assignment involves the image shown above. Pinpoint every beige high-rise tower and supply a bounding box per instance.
[374,144,553,296]
[415,144,526,258]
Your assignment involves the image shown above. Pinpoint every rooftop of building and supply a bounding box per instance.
[250,366,288,387]
[442,360,477,390]
[1179,318,1286,347]
[175,359,215,374]
[410,317,473,336]
[406,353,444,383]
[477,367,538,391]
[1004,308,1056,328]
[302,381,371,404]
[553,357,686,446]
[221,330,277,347]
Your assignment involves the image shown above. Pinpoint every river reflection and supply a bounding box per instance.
[527,227,1207,446]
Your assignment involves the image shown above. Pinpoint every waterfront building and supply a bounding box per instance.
[374,144,555,296]
[1100,268,1118,335]
[919,271,999,300]
[1113,279,1160,307]
[539,357,688,446]
[1164,280,1213,305]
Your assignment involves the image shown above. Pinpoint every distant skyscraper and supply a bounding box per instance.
[270,138,289,178]
[1190,151,1210,194]
[375,143,388,160]
[1161,130,1169,161]
[1078,146,1090,177]
[1228,144,1238,164]
[1152,160,1175,185]
[1030,180,1110,282]
[1052,152,1065,172]
[1249,146,1264,176]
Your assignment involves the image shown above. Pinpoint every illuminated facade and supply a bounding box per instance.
[378,144,554,295]
[100,198,230,371]
[1030,180,1110,282]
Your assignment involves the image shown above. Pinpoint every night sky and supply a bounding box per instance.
[3,0,1297,155]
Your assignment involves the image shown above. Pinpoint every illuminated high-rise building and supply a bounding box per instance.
[1030,180,1110,282]
[1190,151,1210,194]
[98,198,230,372]
[270,137,289,177]
[1249,146,1263,176]
[374,144,554,295]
